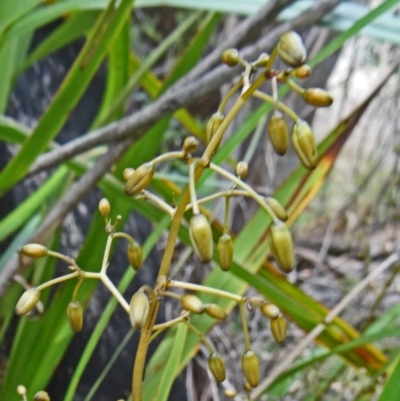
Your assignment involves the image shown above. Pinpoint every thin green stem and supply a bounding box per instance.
[189,162,199,215]
[161,290,182,301]
[185,189,248,211]
[252,91,299,121]
[224,196,231,233]
[184,320,214,353]
[47,250,77,268]
[218,79,243,112]
[266,46,278,70]
[152,311,190,332]
[101,274,129,313]
[285,77,305,96]
[37,271,79,291]
[153,150,185,165]
[101,234,114,274]
[72,278,84,301]
[239,302,251,351]
[138,190,175,216]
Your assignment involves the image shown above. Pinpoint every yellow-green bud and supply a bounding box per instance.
[206,112,224,150]
[189,213,213,263]
[20,244,48,258]
[292,119,317,169]
[278,31,306,67]
[255,52,270,67]
[268,111,289,156]
[34,391,51,401]
[268,220,295,273]
[123,167,135,181]
[261,303,280,319]
[124,162,154,196]
[217,234,234,271]
[181,294,205,314]
[129,291,149,330]
[242,350,260,388]
[15,288,41,316]
[98,198,110,217]
[235,161,248,178]
[271,314,287,344]
[127,242,143,271]
[183,136,199,154]
[303,88,333,107]
[265,197,288,221]
[293,64,311,79]
[208,352,226,382]
[67,301,83,333]
[205,303,227,320]
[221,48,240,66]
[224,389,237,398]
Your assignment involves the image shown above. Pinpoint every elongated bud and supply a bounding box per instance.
[34,391,51,401]
[242,350,260,388]
[129,291,149,330]
[181,294,205,314]
[293,64,311,79]
[124,162,154,196]
[205,303,227,320]
[235,161,248,178]
[123,167,135,181]
[15,288,41,316]
[217,234,234,271]
[292,119,317,169]
[67,301,83,332]
[303,88,333,107]
[208,352,226,382]
[98,198,110,217]
[261,303,280,319]
[127,242,143,271]
[224,389,237,398]
[268,220,295,273]
[265,197,288,221]
[206,112,224,150]
[268,111,289,156]
[183,136,199,154]
[20,244,48,258]
[221,48,240,66]
[189,213,213,263]
[278,31,306,66]
[271,314,287,343]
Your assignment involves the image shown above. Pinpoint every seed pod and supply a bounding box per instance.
[98,198,110,217]
[277,31,306,67]
[67,301,83,332]
[189,213,213,263]
[303,88,333,107]
[293,64,312,79]
[255,52,270,67]
[271,314,287,344]
[208,352,226,382]
[261,303,280,319]
[129,291,149,330]
[127,242,143,271]
[224,389,237,398]
[235,161,248,178]
[268,111,289,156]
[268,220,295,273]
[221,48,240,66]
[183,136,199,154]
[292,119,317,169]
[242,350,260,388]
[265,197,288,221]
[123,167,135,181]
[34,391,51,401]
[206,112,224,150]
[217,234,234,271]
[181,294,205,314]
[205,303,227,320]
[15,288,41,316]
[20,244,48,258]
[124,162,155,196]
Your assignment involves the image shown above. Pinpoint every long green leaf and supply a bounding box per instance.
[377,355,400,401]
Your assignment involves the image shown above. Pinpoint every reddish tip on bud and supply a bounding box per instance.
[124,162,154,196]
[67,301,83,333]
[303,88,333,107]
[20,244,48,258]
[268,111,289,156]
[15,288,41,316]
[98,198,110,217]
[221,48,240,66]
[278,31,306,67]
[208,352,226,382]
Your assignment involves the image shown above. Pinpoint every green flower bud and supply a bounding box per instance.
[217,234,234,271]
[303,88,333,107]
[206,112,224,150]
[278,31,306,67]
[265,197,288,221]
[129,291,149,330]
[205,303,227,320]
[15,288,41,316]
[242,350,260,388]
[34,391,51,401]
[255,52,270,67]
[127,242,143,271]
[268,220,295,273]
[271,314,287,344]
[20,244,48,258]
[189,213,213,263]
[268,111,289,156]
[98,198,110,217]
[292,119,317,169]
[181,294,205,314]
[293,64,312,79]
[183,136,199,154]
[235,161,248,178]
[221,48,240,66]
[208,352,226,382]
[67,301,83,333]
[261,303,280,319]
[124,162,154,196]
